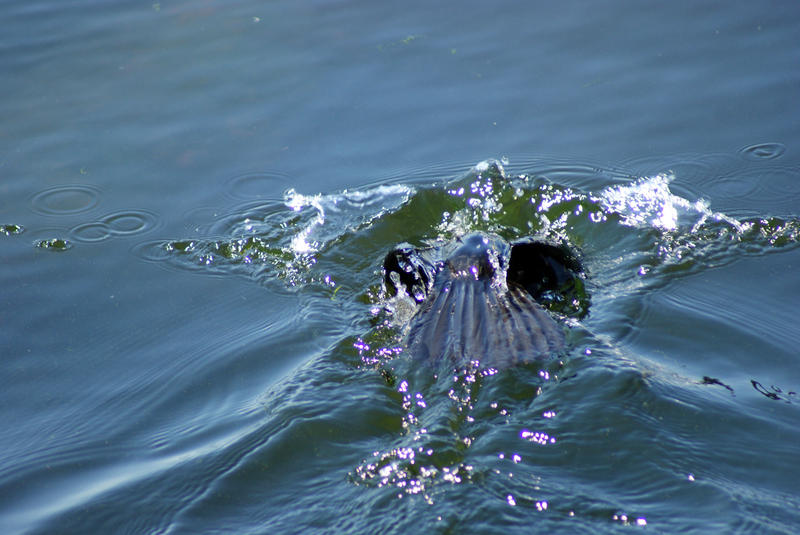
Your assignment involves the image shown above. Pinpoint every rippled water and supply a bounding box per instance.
[2,1,800,534]
[27,157,800,533]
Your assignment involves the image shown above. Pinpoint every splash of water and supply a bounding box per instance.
[284,185,414,255]
[151,159,799,297]
[596,173,742,233]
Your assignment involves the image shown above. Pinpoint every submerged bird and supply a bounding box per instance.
[383,233,585,369]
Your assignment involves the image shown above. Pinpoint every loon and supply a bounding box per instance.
[383,233,584,368]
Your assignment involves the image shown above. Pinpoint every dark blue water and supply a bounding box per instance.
[2,2,799,533]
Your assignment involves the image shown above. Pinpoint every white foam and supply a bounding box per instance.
[598,173,717,231]
[283,184,414,255]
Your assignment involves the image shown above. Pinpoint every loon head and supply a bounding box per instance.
[444,233,507,281]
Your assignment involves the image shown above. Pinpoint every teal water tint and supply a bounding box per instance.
[149,160,800,534]
[2,1,800,534]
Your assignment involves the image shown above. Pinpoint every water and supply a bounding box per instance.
[1,1,799,533]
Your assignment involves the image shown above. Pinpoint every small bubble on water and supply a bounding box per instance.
[1,224,24,235]
[35,237,71,251]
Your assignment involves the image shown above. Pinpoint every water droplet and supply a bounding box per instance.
[1,224,24,235]
[35,237,72,251]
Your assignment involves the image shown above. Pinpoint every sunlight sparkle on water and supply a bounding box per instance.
[521,429,556,445]
[599,173,684,230]
[613,514,648,526]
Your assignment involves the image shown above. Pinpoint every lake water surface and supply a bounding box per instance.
[2,2,799,534]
